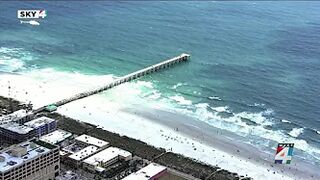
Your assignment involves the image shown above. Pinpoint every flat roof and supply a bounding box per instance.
[40,129,72,145]
[75,134,109,148]
[0,110,30,124]
[0,122,34,134]
[83,147,131,166]
[68,146,98,161]
[122,163,167,180]
[0,140,52,172]
[24,116,55,128]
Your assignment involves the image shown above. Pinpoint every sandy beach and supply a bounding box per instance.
[124,106,320,180]
[0,73,319,180]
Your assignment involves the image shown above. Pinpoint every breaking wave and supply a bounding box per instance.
[208,96,222,101]
[288,128,304,138]
[169,95,193,106]
[281,119,291,123]
[0,47,319,163]
[0,47,33,72]
[169,99,320,162]
[171,82,187,89]
[210,106,230,113]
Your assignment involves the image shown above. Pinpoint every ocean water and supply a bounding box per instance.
[0,1,320,165]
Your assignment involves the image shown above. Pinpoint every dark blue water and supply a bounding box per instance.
[0,1,319,164]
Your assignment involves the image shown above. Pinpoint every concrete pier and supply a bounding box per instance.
[33,53,190,113]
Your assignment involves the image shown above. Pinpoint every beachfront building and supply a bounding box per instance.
[82,147,132,173]
[0,122,35,143]
[0,116,57,144]
[0,109,33,125]
[0,139,60,180]
[24,116,57,137]
[67,146,99,167]
[122,163,167,180]
[39,129,73,147]
[74,134,109,149]
[61,134,110,168]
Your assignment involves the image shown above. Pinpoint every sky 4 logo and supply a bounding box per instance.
[17,10,47,19]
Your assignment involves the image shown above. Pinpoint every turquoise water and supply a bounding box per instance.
[1,1,320,164]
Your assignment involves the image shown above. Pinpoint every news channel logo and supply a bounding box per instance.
[274,143,294,164]
[17,10,47,26]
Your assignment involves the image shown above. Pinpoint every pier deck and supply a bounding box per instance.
[33,53,190,114]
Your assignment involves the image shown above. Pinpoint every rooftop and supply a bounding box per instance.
[0,140,52,172]
[122,163,167,180]
[0,110,30,124]
[24,116,55,129]
[39,129,72,145]
[75,134,109,148]
[83,147,131,166]
[0,122,34,134]
[68,146,98,161]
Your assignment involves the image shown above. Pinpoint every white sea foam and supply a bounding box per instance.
[174,103,320,160]
[208,96,222,101]
[0,66,318,179]
[236,111,273,126]
[254,103,265,107]
[210,106,230,113]
[281,119,291,123]
[171,82,186,89]
[169,95,192,105]
[0,50,319,178]
[262,108,274,116]
[193,91,201,95]
[147,91,162,100]
[288,128,304,138]
[56,98,293,180]
[317,131,320,135]
[1,65,319,161]
[0,57,24,72]
[0,47,32,72]
[136,81,153,88]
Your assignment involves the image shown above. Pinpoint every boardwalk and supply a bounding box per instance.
[33,53,190,113]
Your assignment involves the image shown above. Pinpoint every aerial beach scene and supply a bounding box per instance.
[0,1,319,180]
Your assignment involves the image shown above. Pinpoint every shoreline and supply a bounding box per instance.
[0,73,319,180]
[0,95,241,180]
[55,95,308,180]
[124,106,320,180]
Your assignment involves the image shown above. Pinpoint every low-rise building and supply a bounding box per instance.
[67,146,99,167]
[39,129,73,147]
[0,109,33,125]
[24,116,57,137]
[0,116,57,144]
[0,139,60,180]
[82,147,132,173]
[122,163,167,180]
[0,122,35,143]
[75,134,109,148]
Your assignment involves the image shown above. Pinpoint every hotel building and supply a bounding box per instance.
[0,139,60,180]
